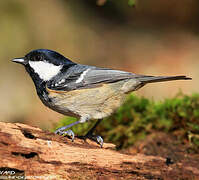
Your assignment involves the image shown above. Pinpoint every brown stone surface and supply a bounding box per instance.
[0,122,198,180]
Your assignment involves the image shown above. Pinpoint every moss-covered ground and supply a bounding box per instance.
[54,93,199,151]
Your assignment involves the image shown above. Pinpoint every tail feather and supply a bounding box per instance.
[137,75,192,84]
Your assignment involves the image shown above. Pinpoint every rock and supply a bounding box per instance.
[0,122,198,179]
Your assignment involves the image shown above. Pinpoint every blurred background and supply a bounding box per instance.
[1,0,198,130]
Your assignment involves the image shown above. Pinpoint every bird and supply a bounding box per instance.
[12,49,191,147]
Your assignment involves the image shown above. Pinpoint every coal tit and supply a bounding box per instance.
[12,49,191,147]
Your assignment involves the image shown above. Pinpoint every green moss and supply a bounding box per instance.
[54,93,199,149]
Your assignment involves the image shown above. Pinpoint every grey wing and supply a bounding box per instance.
[47,64,140,91]
[47,64,191,91]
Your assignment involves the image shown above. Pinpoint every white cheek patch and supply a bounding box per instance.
[29,61,63,81]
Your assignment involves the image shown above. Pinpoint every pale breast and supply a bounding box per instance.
[46,79,140,119]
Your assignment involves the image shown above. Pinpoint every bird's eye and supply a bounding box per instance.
[33,55,43,61]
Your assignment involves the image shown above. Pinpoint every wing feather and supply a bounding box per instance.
[47,64,137,91]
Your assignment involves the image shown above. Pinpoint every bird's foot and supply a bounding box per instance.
[79,134,103,148]
[54,121,80,142]
[78,119,103,147]
[54,120,103,147]
[55,129,75,142]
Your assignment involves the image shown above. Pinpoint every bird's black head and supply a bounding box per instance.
[13,49,75,66]
[26,49,75,66]
[12,49,76,82]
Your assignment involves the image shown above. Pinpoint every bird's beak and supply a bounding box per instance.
[12,57,27,65]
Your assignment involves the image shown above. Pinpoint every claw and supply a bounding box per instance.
[96,136,103,148]
[63,129,75,142]
[79,134,104,148]
[54,127,66,134]
[54,129,61,134]
[55,129,75,142]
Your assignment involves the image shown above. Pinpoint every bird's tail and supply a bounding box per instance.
[137,75,192,84]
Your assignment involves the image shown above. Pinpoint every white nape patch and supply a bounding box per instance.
[29,60,63,81]
[75,69,90,83]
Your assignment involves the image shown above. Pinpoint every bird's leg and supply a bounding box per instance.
[79,119,103,147]
[54,120,80,141]
[55,117,103,147]
[54,115,90,141]
[85,119,101,136]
